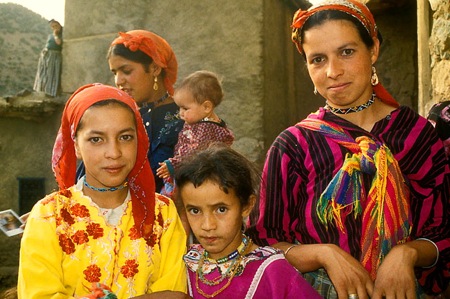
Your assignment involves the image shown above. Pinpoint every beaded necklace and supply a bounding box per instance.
[83,176,128,192]
[195,234,253,298]
[142,91,170,109]
[204,234,249,264]
[325,93,375,114]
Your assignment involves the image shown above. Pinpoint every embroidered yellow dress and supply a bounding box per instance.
[18,182,187,298]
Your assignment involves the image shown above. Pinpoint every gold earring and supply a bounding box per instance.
[371,66,379,86]
[153,77,158,91]
[314,86,318,95]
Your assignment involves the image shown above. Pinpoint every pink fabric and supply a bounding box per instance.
[185,245,321,298]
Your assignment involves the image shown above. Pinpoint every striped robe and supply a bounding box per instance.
[247,106,450,295]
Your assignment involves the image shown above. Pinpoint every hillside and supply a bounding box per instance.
[0,3,50,96]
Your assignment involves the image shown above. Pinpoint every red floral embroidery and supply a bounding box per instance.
[72,230,89,245]
[59,189,72,198]
[128,226,140,240]
[70,203,90,218]
[86,223,103,239]
[56,216,62,227]
[59,234,75,254]
[61,207,75,225]
[157,210,164,228]
[120,259,139,279]
[146,233,158,247]
[84,264,102,283]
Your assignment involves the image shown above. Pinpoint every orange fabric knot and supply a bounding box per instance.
[119,32,144,52]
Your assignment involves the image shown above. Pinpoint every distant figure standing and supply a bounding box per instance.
[33,19,63,97]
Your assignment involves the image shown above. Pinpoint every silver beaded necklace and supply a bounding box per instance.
[325,93,375,114]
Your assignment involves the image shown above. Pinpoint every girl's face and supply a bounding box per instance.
[173,88,210,125]
[109,55,156,105]
[302,19,379,108]
[180,180,254,260]
[75,104,137,190]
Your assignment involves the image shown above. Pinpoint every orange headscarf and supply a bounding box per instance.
[291,0,398,107]
[110,30,178,96]
[52,83,156,242]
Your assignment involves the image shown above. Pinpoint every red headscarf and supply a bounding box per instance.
[52,83,156,241]
[110,30,178,96]
[291,0,398,107]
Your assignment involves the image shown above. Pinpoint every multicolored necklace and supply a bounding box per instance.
[204,234,249,264]
[195,234,253,298]
[325,93,375,114]
[83,176,128,192]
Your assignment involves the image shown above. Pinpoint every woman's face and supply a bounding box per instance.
[302,19,379,108]
[109,55,155,105]
[75,104,137,190]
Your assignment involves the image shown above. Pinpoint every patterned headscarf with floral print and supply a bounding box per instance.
[52,83,156,242]
[111,30,178,96]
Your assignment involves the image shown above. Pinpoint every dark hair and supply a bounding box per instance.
[49,19,61,26]
[176,70,224,107]
[107,44,153,72]
[76,99,136,134]
[301,10,382,50]
[174,143,260,208]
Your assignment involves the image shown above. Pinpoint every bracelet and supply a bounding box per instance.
[416,238,439,268]
[284,244,298,256]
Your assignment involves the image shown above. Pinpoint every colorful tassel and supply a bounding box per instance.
[298,116,411,279]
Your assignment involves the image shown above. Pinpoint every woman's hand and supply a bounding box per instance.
[371,244,420,299]
[321,244,374,299]
[275,242,374,299]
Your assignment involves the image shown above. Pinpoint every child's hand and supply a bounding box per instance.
[156,162,170,179]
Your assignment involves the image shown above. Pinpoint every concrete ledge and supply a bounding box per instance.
[0,90,66,122]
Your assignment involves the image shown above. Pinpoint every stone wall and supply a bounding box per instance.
[0,92,63,291]
[428,0,450,110]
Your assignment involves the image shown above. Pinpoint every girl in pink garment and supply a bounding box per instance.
[175,144,321,298]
